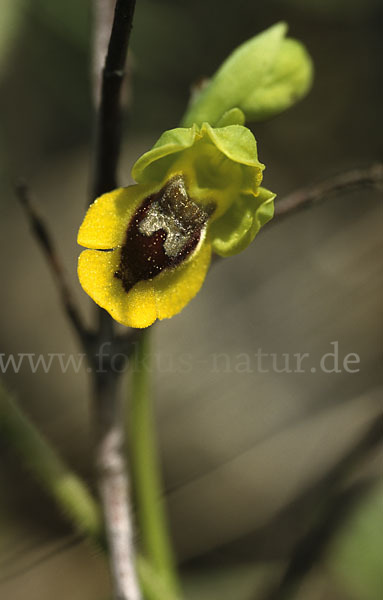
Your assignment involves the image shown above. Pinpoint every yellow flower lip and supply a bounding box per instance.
[77,176,213,328]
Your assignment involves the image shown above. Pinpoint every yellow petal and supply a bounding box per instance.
[153,241,212,321]
[78,249,157,328]
[77,183,157,250]
[78,239,211,328]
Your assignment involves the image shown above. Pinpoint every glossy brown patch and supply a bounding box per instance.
[115,176,213,292]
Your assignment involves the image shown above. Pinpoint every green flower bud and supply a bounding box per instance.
[181,22,313,127]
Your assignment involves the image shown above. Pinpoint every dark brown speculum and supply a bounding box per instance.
[115,175,213,291]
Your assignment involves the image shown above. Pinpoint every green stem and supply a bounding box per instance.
[137,556,180,600]
[129,328,181,598]
[0,380,103,545]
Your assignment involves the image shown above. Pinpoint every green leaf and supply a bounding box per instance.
[328,484,383,600]
[0,380,103,544]
[0,0,24,77]
[181,22,313,127]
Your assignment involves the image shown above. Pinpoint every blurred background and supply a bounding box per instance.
[0,1,382,599]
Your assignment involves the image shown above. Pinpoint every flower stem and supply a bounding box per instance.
[128,328,181,598]
[137,556,180,600]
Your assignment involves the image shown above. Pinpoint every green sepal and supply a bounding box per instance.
[131,123,264,193]
[131,125,198,184]
[210,187,275,257]
[181,22,313,127]
[206,124,263,170]
[131,124,274,255]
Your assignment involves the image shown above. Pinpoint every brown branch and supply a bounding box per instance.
[90,2,141,600]
[92,0,137,201]
[273,162,383,221]
[15,182,92,353]
[91,0,138,368]
[93,373,141,600]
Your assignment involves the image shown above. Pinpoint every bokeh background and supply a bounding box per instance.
[0,1,382,599]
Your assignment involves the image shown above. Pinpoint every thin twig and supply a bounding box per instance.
[93,374,141,600]
[259,414,383,600]
[91,0,138,372]
[15,182,92,353]
[0,534,82,585]
[92,0,116,100]
[91,2,141,600]
[92,0,136,200]
[263,483,374,600]
[273,162,383,221]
